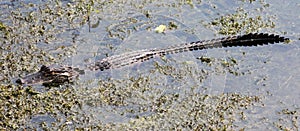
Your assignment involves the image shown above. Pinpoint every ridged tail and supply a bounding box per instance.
[91,33,288,71]
[157,33,288,56]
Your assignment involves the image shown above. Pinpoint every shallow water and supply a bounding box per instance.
[0,0,299,130]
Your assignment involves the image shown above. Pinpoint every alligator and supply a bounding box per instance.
[16,33,289,86]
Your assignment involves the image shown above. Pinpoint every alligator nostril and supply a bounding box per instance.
[16,79,24,84]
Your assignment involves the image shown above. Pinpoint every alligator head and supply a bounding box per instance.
[16,65,83,86]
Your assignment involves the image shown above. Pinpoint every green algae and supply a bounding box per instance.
[0,84,263,130]
[208,8,276,35]
[0,85,81,129]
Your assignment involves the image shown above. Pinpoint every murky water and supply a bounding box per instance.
[0,0,299,130]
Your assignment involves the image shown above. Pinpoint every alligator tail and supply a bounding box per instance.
[157,33,288,56]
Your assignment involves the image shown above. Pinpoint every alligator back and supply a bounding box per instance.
[91,33,288,71]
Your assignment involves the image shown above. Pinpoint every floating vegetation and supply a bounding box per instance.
[0,1,99,83]
[0,83,262,130]
[207,8,276,35]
